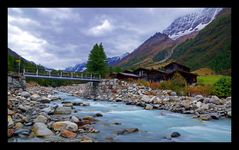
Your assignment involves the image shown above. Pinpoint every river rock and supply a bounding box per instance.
[63,102,73,107]
[170,92,177,96]
[54,106,72,115]
[209,96,221,105]
[8,109,15,115]
[21,91,30,98]
[19,104,32,112]
[117,128,139,135]
[30,94,41,101]
[42,107,55,115]
[199,114,212,121]
[70,116,80,123]
[141,95,150,102]
[94,113,103,117]
[171,132,181,138]
[210,113,219,120]
[14,129,31,137]
[60,129,77,138]
[83,116,96,122]
[8,128,14,138]
[144,104,153,110]
[80,136,93,142]
[34,115,48,123]
[40,96,51,103]
[8,115,14,128]
[52,121,78,132]
[32,122,54,137]
[15,122,23,129]
[227,111,231,117]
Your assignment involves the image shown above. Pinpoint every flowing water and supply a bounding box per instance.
[10,91,231,142]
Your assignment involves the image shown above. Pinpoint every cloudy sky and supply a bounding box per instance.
[8,8,201,69]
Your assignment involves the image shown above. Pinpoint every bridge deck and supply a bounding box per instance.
[24,74,101,82]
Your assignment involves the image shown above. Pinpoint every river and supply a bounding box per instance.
[9,91,231,142]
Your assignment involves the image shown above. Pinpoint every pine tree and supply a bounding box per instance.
[86,43,109,77]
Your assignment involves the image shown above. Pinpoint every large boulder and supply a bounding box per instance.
[32,122,54,137]
[52,121,78,132]
[144,104,153,110]
[54,106,72,115]
[60,129,77,138]
[34,115,48,123]
[40,96,51,103]
[21,91,30,98]
[30,94,41,101]
[141,95,151,102]
[209,96,221,105]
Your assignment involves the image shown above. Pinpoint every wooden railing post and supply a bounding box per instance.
[91,74,92,79]
[71,72,73,78]
[60,72,62,77]
[36,69,38,76]
[81,73,83,78]
[23,68,25,75]
[99,74,101,79]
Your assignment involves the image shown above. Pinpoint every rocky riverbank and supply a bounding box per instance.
[56,79,231,121]
[8,78,231,142]
[8,84,104,142]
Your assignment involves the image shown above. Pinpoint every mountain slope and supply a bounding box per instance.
[8,48,45,72]
[170,8,231,75]
[116,32,175,68]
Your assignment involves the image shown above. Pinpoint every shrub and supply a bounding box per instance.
[212,77,231,97]
[159,72,188,95]
[186,85,213,96]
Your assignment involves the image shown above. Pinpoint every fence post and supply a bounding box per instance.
[36,69,38,76]
[23,68,25,75]
[81,73,83,78]
[99,74,101,79]
[91,74,92,79]
[60,72,62,77]
[71,72,73,78]
[49,71,51,77]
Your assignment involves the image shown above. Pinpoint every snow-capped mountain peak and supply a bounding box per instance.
[163,8,222,40]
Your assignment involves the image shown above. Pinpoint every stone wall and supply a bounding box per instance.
[8,74,26,90]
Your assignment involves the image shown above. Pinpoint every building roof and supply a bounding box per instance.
[118,72,140,78]
[164,62,190,70]
[134,68,167,74]
[168,70,198,76]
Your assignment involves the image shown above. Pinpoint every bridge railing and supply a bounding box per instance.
[23,67,101,80]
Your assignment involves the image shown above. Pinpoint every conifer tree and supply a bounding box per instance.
[86,43,109,77]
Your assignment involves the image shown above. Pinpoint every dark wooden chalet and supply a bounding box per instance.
[164,62,197,84]
[133,68,167,82]
[164,62,190,73]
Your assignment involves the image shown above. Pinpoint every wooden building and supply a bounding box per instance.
[109,72,140,80]
[133,68,167,82]
[167,70,197,84]
[164,62,190,73]
[164,62,197,84]
[109,62,197,84]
